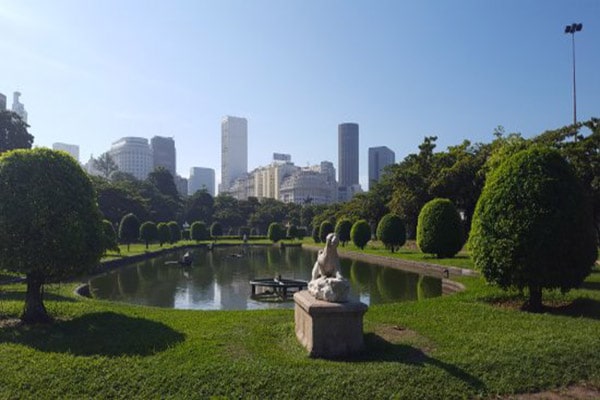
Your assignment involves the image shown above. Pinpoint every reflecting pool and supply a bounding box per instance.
[89,246,441,310]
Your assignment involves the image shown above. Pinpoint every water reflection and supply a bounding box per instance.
[89,247,441,310]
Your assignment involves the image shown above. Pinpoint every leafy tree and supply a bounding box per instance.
[167,221,181,243]
[213,194,244,232]
[148,166,180,200]
[351,219,371,250]
[296,226,307,240]
[268,222,286,243]
[335,218,353,246]
[286,225,298,240]
[157,222,170,246]
[210,221,223,240]
[93,151,119,178]
[416,198,463,258]
[119,213,140,251]
[376,213,406,253]
[319,220,334,243]
[184,190,214,225]
[0,148,103,323]
[238,226,251,239]
[92,178,149,225]
[139,221,158,249]
[311,225,321,243]
[469,147,598,312]
[0,111,34,154]
[190,221,208,242]
[101,219,119,254]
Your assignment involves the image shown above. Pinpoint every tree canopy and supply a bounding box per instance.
[0,111,34,154]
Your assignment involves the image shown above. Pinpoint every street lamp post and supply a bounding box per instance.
[564,23,583,125]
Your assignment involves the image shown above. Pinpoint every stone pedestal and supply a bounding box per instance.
[294,290,368,358]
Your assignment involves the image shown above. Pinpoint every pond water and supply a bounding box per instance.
[89,246,442,310]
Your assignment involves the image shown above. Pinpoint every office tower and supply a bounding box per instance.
[11,91,27,122]
[52,142,80,162]
[188,167,216,196]
[151,136,176,176]
[0,93,6,111]
[338,123,359,187]
[368,146,395,189]
[175,175,188,197]
[220,116,248,193]
[109,137,153,180]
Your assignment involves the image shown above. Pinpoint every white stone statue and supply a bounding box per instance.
[308,233,350,302]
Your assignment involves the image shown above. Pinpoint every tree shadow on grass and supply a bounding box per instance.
[581,281,600,291]
[334,333,486,395]
[545,298,600,321]
[0,291,78,303]
[0,311,185,357]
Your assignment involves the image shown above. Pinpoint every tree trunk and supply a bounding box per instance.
[21,273,52,324]
[526,284,543,313]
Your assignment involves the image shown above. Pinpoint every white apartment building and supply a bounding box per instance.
[109,137,153,180]
[52,142,80,162]
[280,162,337,205]
[11,92,27,122]
[188,167,215,196]
[220,116,248,193]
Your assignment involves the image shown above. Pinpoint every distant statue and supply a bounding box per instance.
[308,233,350,302]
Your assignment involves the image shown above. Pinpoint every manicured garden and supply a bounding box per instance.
[1,241,599,399]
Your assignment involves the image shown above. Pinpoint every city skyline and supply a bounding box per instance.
[1,1,598,189]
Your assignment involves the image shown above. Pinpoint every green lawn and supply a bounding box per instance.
[0,240,599,398]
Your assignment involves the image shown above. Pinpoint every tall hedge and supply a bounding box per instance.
[351,219,371,249]
[319,221,334,243]
[335,218,353,246]
[376,213,406,253]
[469,147,597,312]
[416,198,463,258]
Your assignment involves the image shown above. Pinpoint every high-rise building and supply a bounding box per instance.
[11,92,27,122]
[0,93,6,111]
[109,137,153,180]
[151,136,176,176]
[338,123,359,187]
[368,146,395,189]
[53,142,80,162]
[220,116,248,193]
[175,175,188,197]
[188,167,215,196]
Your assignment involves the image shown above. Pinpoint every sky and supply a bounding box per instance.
[1,0,598,190]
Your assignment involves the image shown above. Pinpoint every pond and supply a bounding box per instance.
[89,246,442,310]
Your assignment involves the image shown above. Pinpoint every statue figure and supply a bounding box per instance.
[308,233,350,302]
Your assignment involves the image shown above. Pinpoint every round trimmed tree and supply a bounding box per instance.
[119,213,140,251]
[319,220,334,243]
[157,222,170,246]
[210,221,223,240]
[311,225,321,243]
[167,221,181,243]
[416,198,463,258]
[469,147,597,312]
[190,221,208,242]
[101,219,119,254]
[268,222,286,243]
[335,218,353,247]
[351,219,371,250]
[139,221,158,249]
[376,213,406,253]
[0,149,104,323]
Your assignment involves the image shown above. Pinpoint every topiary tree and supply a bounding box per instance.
[469,147,598,312]
[376,213,406,253]
[119,213,140,251]
[286,225,298,241]
[190,221,208,242]
[311,225,321,243]
[319,220,334,243]
[335,218,353,247]
[0,148,104,323]
[351,219,371,250]
[296,226,307,240]
[157,222,170,246]
[167,221,181,244]
[416,198,463,258]
[210,221,223,241]
[139,221,158,249]
[101,219,119,254]
[268,222,286,243]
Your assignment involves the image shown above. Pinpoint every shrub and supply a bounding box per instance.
[377,213,406,253]
[469,147,598,312]
[210,222,223,240]
[311,225,321,243]
[167,221,180,243]
[101,220,119,254]
[286,225,298,240]
[335,218,353,246]
[416,198,463,258]
[319,221,334,243]
[157,222,170,246]
[190,221,208,242]
[119,213,140,251]
[139,221,158,249]
[296,226,307,240]
[268,222,286,243]
[351,219,371,249]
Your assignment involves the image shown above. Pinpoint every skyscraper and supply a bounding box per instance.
[151,136,176,176]
[338,123,359,187]
[11,92,27,122]
[368,146,395,190]
[220,116,248,193]
[188,167,215,196]
[109,137,153,180]
[53,143,80,162]
[0,93,6,111]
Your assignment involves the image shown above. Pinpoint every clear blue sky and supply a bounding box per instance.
[1,0,598,189]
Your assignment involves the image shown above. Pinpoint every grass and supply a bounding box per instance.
[0,240,599,398]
